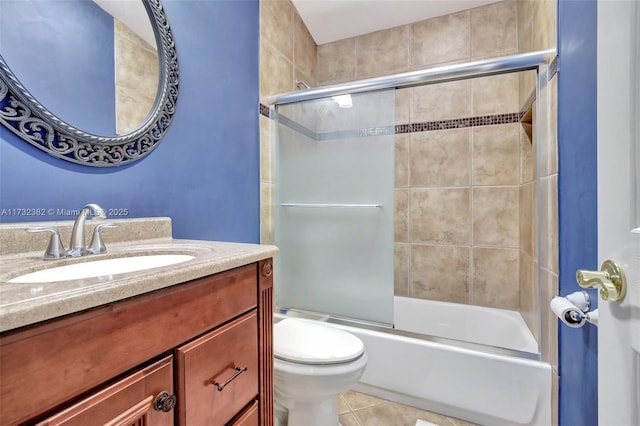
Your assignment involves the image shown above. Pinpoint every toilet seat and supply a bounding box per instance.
[274,319,365,365]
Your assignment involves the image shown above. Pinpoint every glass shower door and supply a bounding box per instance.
[274,90,395,325]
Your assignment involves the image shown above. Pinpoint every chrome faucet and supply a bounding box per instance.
[67,203,107,257]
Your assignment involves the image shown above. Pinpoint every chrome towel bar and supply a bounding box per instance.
[280,203,382,208]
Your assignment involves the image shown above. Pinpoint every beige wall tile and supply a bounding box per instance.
[317,39,357,84]
[539,175,558,273]
[294,68,315,92]
[540,268,559,368]
[260,0,294,61]
[259,115,273,184]
[549,74,558,174]
[115,21,158,135]
[467,49,519,64]
[471,0,518,57]
[410,11,470,68]
[517,0,534,53]
[410,129,471,187]
[519,181,535,257]
[294,11,317,80]
[549,174,559,274]
[519,250,539,340]
[115,19,152,49]
[260,183,273,244]
[115,86,155,136]
[356,25,410,78]
[395,88,410,124]
[535,76,558,179]
[471,73,520,116]
[472,247,519,309]
[539,174,550,268]
[533,193,539,268]
[410,245,470,303]
[260,41,294,97]
[520,125,536,184]
[410,188,471,244]
[519,70,536,110]
[115,24,158,94]
[472,124,520,185]
[532,260,540,343]
[410,80,471,122]
[532,0,557,51]
[395,189,409,242]
[394,243,410,297]
[395,134,410,187]
[473,186,519,247]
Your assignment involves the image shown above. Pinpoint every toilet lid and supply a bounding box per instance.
[274,319,365,365]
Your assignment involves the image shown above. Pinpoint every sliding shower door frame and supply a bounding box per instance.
[269,49,556,358]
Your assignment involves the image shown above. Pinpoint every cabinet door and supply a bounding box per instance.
[176,311,259,425]
[36,357,174,426]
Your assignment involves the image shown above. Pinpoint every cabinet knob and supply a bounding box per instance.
[153,391,177,412]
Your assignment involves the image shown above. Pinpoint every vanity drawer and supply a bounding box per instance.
[35,357,175,426]
[229,400,259,426]
[176,311,259,426]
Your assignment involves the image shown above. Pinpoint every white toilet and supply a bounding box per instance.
[273,318,368,426]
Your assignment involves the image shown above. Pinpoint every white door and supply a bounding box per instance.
[597,1,640,425]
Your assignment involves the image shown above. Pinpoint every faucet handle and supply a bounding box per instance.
[26,227,66,260]
[87,223,117,254]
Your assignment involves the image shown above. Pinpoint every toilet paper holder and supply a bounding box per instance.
[551,291,599,328]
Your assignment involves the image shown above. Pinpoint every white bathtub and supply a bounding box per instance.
[394,296,539,353]
[275,297,551,425]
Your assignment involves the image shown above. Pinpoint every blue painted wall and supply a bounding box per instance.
[0,0,260,243]
[557,0,598,424]
[0,0,115,135]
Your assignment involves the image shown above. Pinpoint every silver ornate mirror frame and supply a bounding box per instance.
[0,0,179,167]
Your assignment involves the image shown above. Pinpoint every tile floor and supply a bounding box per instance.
[338,391,479,426]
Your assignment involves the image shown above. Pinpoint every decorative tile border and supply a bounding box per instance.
[260,104,524,141]
[395,113,522,134]
[259,103,271,118]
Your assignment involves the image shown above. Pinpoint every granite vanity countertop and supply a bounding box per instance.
[0,238,279,333]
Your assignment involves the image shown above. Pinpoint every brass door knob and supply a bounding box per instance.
[576,259,627,302]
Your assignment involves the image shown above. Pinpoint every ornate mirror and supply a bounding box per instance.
[0,0,178,167]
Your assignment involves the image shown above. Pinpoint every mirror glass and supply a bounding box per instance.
[0,0,178,167]
[0,0,159,137]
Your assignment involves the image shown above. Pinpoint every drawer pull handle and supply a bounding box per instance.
[213,366,248,391]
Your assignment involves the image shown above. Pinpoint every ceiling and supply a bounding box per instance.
[93,0,156,48]
[291,0,501,45]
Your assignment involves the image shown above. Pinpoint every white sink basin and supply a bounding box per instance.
[9,254,195,283]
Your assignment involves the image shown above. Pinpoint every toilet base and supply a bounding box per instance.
[275,397,340,426]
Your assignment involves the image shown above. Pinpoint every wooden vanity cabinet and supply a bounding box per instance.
[0,259,274,426]
[35,356,175,426]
